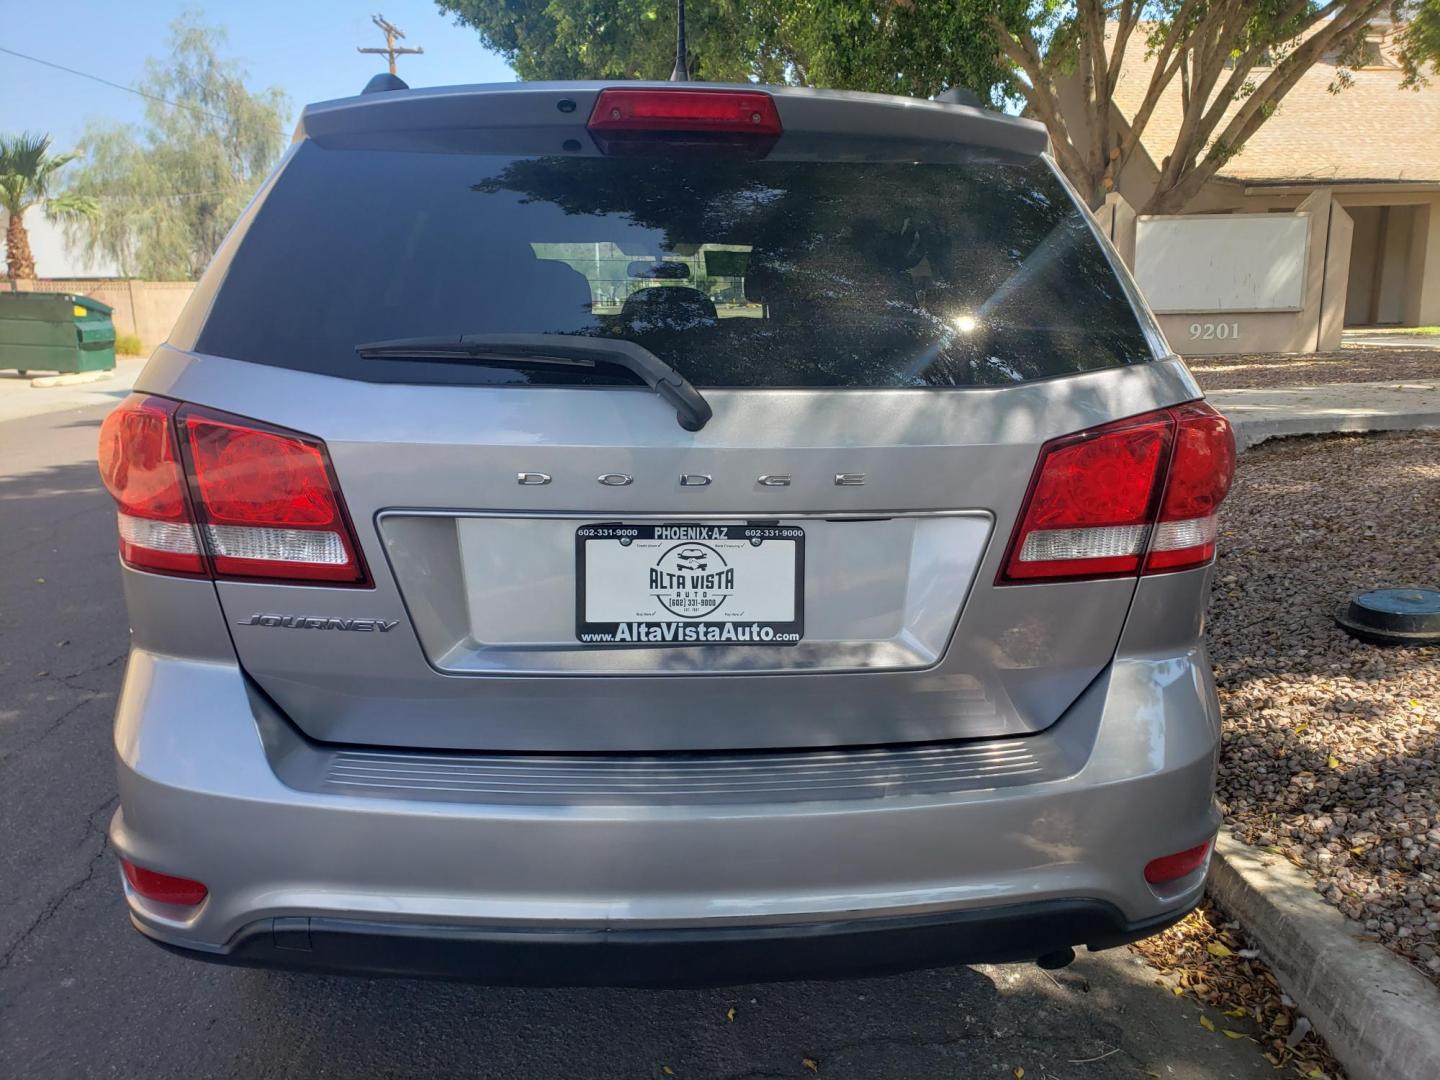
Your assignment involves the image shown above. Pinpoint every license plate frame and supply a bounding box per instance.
[575,522,804,646]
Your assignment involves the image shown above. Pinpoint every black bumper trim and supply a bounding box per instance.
[138,898,1194,987]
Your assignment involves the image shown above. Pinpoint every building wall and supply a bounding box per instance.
[1280,191,1436,327]
[1417,201,1440,326]
[1100,189,1352,354]
[1346,207,1385,325]
[1378,206,1416,324]
[1101,164,1440,328]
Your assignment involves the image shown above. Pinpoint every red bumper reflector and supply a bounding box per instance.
[1144,839,1215,884]
[121,859,209,906]
[588,88,782,135]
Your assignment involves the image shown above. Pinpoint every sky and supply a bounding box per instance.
[1,0,516,151]
[1,1,516,274]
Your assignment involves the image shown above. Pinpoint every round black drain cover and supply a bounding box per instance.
[1335,587,1440,646]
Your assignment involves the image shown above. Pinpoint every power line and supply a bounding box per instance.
[0,45,235,127]
[87,189,232,201]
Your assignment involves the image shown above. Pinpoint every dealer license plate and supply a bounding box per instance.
[576,523,804,646]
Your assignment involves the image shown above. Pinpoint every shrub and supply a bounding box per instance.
[114,332,145,356]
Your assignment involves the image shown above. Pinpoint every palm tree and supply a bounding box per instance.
[0,133,99,281]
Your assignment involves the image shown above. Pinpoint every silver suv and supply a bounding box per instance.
[99,81,1234,985]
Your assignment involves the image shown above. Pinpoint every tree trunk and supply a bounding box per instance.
[1137,1,1387,216]
[4,209,37,281]
[1142,176,1207,215]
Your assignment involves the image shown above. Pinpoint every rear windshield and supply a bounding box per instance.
[195,140,1154,388]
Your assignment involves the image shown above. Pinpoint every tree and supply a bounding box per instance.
[994,1,1439,213]
[437,0,1012,100]
[1396,0,1440,84]
[442,0,1440,213]
[63,15,289,280]
[0,133,98,281]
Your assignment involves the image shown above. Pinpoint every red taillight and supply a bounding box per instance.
[181,407,366,583]
[1145,403,1236,573]
[97,395,368,585]
[98,396,205,575]
[999,402,1235,584]
[587,88,782,135]
[121,859,208,907]
[1144,838,1214,885]
[1001,411,1172,582]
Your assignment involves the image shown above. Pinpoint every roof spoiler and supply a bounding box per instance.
[300,82,1048,158]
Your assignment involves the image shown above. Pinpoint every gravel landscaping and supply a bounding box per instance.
[1190,347,1439,391]
[1208,431,1440,984]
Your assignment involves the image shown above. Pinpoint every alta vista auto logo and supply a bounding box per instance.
[648,543,735,617]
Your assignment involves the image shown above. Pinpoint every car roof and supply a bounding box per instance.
[298,81,1049,159]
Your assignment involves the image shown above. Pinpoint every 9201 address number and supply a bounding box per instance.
[1189,321,1240,341]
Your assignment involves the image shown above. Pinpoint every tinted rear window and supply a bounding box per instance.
[195,140,1154,388]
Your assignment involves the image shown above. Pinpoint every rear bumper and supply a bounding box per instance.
[110,631,1220,983]
[134,899,1191,986]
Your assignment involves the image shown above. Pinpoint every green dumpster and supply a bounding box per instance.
[0,292,117,376]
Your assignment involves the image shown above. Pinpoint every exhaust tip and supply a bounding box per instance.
[1036,947,1075,970]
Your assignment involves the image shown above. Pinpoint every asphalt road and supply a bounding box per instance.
[0,400,1274,1080]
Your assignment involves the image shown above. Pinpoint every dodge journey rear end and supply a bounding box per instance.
[100,81,1233,984]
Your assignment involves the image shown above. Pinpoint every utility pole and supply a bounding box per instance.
[670,0,689,81]
[357,14,422,76]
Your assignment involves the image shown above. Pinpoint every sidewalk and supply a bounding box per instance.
[0,358,144,425]
[1342,329,1440,350]
[1207,378,1440,450]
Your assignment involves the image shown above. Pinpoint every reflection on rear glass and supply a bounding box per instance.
[194,145,1155,389]
[530,243,765,319]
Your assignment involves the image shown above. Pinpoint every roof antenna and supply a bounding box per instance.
[670,0,689,81]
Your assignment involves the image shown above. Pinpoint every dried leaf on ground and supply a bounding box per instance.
[1132,901,1347,1079]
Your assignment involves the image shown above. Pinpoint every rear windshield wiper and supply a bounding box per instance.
[355,332,712,432]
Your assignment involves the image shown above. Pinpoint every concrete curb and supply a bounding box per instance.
[1207,380,1440,451]
[29,369,113,389]
[1228,410,1440,451]
[1208,830,1440,1080]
